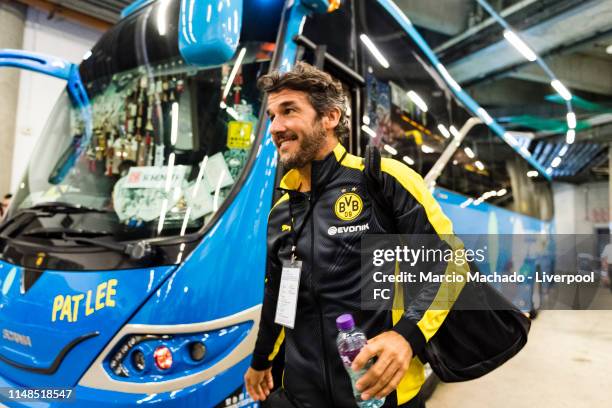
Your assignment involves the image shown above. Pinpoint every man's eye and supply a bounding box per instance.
[285,108,295,114]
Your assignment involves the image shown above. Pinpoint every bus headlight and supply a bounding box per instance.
[78,305,261,393]
[105,322,251,381]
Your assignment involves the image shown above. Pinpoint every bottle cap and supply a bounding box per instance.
[336,314,355,331]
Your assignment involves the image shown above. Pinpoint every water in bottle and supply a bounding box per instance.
[336,314,385,408]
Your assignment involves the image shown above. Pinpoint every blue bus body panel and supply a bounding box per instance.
[0,49,73,81]
[178,0,243,66]
[435,187,554,310]
[0,262,176,388]
[434,187,551,235]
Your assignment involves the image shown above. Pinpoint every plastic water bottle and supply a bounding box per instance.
[336,314,385,408]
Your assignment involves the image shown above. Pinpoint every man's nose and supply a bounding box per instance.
[270,116,287,136]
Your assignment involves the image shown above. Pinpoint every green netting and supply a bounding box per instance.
[500,115,590,132]
[545,94,612,112]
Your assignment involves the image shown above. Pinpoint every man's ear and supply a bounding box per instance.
[321,107,341,132]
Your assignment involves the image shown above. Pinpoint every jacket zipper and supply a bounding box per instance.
[307,195,336,406]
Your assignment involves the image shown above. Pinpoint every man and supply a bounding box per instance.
[0,194,12,221]
[244,62,457,408]
[601,240,612,289]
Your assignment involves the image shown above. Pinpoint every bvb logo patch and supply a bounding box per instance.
[334,192,363,221]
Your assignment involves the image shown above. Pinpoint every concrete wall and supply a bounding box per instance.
[553,181,609,235]
[0,1,26,197]
[10,6,102,191]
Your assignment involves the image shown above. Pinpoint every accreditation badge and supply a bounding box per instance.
[274,260,302,329]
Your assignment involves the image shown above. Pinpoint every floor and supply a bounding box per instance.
[427,288,612,408]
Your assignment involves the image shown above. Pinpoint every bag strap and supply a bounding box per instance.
[363,145,396,232]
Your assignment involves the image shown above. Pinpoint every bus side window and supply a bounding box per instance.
[437,130,553,220]
[354,0,458,175]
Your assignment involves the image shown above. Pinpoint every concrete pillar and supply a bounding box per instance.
[0,1,27,196]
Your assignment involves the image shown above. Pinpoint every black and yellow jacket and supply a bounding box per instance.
[251,143,459,407]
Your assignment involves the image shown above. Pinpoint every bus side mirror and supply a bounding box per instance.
[0,49,92,184]
[178,0,243,66]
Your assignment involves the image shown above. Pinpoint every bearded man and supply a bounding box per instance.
[244,62,455,408]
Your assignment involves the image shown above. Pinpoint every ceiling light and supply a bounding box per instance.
[449,125,461,138]
[558,145,569,157]
[361,124,376,138]
[464,147,475,159]
[527,170,538,178]
[497,188,507,196]
[520,146,531,157]
[477,108,493,125]
[437,124,450,138]
[503,132,518,145]
[475,161,485,171]
[607,45,612,55]
[223,47,247,100]
[421,145,434,154]
[360,34,389,69]
[566,129,575,144]
[460,198,473,208]
[566,112,576,129]
[436,63,462,92]
[408,90,428,112]
[402,156,415,166]
[503,30,537,62]
[551,79,572,101]
[551,156,562,168]
[383,144,398,155]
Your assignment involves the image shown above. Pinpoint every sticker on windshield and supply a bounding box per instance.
[113,170,188,222]
[227,121,253,149]
[184,178,214,220]
[124,165,188,189]
[204,153,234,190]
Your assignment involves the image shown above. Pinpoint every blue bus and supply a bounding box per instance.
[0,0,553,406]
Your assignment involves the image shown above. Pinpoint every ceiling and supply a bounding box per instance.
[401,0,612,182]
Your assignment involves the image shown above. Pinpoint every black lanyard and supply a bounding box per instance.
[286,151,347,264]
[287,193,315,264]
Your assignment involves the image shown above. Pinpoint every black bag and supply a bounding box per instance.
[261,389,302,408]
[363,145,531,382]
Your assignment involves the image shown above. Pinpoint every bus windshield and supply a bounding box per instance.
[8,0,276,244]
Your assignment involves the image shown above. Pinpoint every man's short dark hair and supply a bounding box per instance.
[257,61,349,140]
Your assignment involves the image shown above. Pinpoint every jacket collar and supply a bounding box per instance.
[279,143,347,192]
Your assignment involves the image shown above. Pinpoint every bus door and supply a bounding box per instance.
[297,1,365,155]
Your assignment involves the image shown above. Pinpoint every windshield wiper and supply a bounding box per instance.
[23,228,111,239]
[61,233,155,261]
[28,201,112,214]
